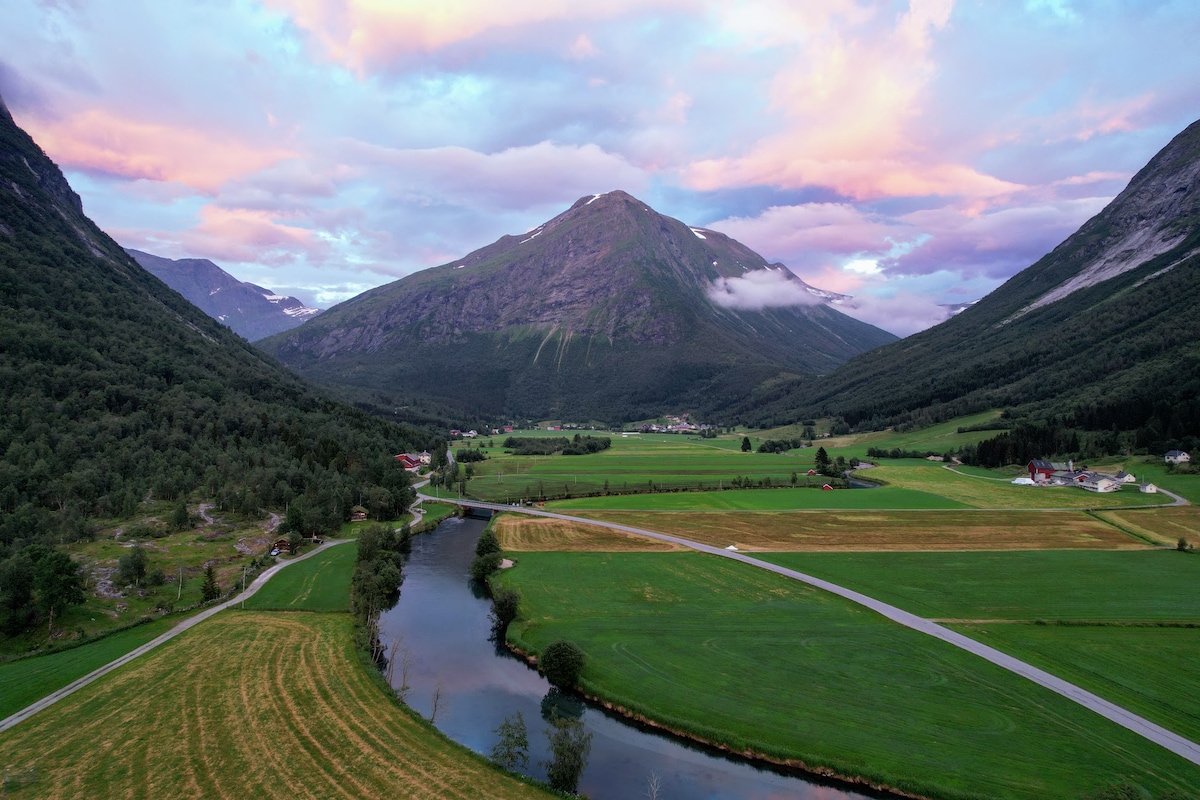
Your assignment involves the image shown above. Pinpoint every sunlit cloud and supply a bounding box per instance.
[707,268,822,310]
[21,109,298,193]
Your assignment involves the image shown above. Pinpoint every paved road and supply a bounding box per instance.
[422,492,1200,767]
[0,539,353,735]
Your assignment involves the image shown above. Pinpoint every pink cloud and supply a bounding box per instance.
[177,206,328,266]
[21,109,297,194]
[263,0,676,73]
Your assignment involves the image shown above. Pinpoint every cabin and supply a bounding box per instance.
[1114,470,1137,484]
[1165,450,1191,464]
[807,469,818,476]
[271,537,291,551]
[350,506,368,522]
[1141,483,1159,494]
[821,484,834,491]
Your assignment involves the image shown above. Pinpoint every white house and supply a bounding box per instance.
[1140,483,1158,494]
[1165,450,1191,464]
[1079,474,1120,493]
[1114,470,1137,484]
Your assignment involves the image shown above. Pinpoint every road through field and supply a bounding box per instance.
[0,538,354,734]
[425,492,1200,767]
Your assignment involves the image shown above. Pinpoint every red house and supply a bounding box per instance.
[394,454,421,470]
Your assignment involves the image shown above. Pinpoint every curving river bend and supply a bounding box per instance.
[378,516,888,800]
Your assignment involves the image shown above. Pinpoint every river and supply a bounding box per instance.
[378,516,886,800]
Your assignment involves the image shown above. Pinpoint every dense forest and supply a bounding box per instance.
[0,97,433,602]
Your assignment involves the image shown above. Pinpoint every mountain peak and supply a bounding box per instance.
[263,192,895,420]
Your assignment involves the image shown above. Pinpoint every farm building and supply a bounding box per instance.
[1141,483,1159,493]
[1027,459,1068,481]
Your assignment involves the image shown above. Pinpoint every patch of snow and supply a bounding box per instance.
[520,227,544,245]
[585,193,603,205]
[209,287,221,296]
[217,314,227,321]
[283,306,321,319]
[262,293,287,302]
[690,228,707,239]
[454,264,465,269]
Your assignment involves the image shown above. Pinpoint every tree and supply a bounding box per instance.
[201,564,220,602]
[475,529,501,557]
[491,587,520,630]
[0,553,37,634]
[815,446,831,470]
[490,710,529,771]
[34,551,85,635]
[288,529,302,554]
[541,715,593,793]
[740,436,751,452]
[117,545,149,587]
[540,639,585,688]
[171,500,191,531]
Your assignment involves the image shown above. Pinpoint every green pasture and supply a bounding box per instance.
[765,410,1008,459]
[497,552,1200,800]
[0,616,178,720]
[549,485,965,510]
[953,623,1200,744]
[759,550,1200,621]
[244,543,357,612]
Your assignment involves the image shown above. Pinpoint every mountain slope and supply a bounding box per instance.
[756,118,1200,438]
[127,248,321,340]
[0,93,425,554]
[261,191,896,421]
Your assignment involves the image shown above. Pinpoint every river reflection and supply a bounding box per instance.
[378,516,884,800]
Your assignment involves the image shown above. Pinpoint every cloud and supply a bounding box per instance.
[263,0,674,73]
[838,290,954,337]
[707,268,822,310]
[344,139,649,209]
[21,108,298,193]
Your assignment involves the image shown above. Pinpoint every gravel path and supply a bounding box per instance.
[0,539,354,735]
[425,492,1200,767]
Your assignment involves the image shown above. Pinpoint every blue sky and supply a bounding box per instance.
[2,0,1198,335]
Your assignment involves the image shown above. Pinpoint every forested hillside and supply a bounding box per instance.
[0,94,430,563]
[731,118,1200,457]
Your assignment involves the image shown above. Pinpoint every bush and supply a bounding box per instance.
[470,552,503,582]
[1177,537,1190,552]
[540,639,585,689]
[475,529,501,557]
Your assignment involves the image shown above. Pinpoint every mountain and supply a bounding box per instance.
[755,118,1200,442]
[126,249,321,341]
[260,191,896,421]
[0,92,428,556]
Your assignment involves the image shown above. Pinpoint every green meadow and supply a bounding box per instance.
[0,616,179,720]
[243,542,357,612]
[497,551,1200,799]
[459,424,1164,511]
[549,485,965,510]
[759,550,1200,622]
[949,623,1200,744]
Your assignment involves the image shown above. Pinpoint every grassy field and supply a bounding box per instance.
[549,485,966,510]
[496,551,1200,799]
[765,410,1008,458]
[244,543,357,612]
[948,623,1200,744]
[758,550,1200,621]
[564,508,1144,550]
[0,617,179,720]
[0,612,553,800]
[1095,506,1200,547]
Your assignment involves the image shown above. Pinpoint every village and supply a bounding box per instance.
[1019,451,1189,494]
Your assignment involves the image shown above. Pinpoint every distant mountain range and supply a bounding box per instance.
[126,249,321,341]
[742,117,1200,442]
[259,190,896,421]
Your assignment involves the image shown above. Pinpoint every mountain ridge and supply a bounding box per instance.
[261,190,896,421]
[743,118,1200,444]
[126,248,322,341]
